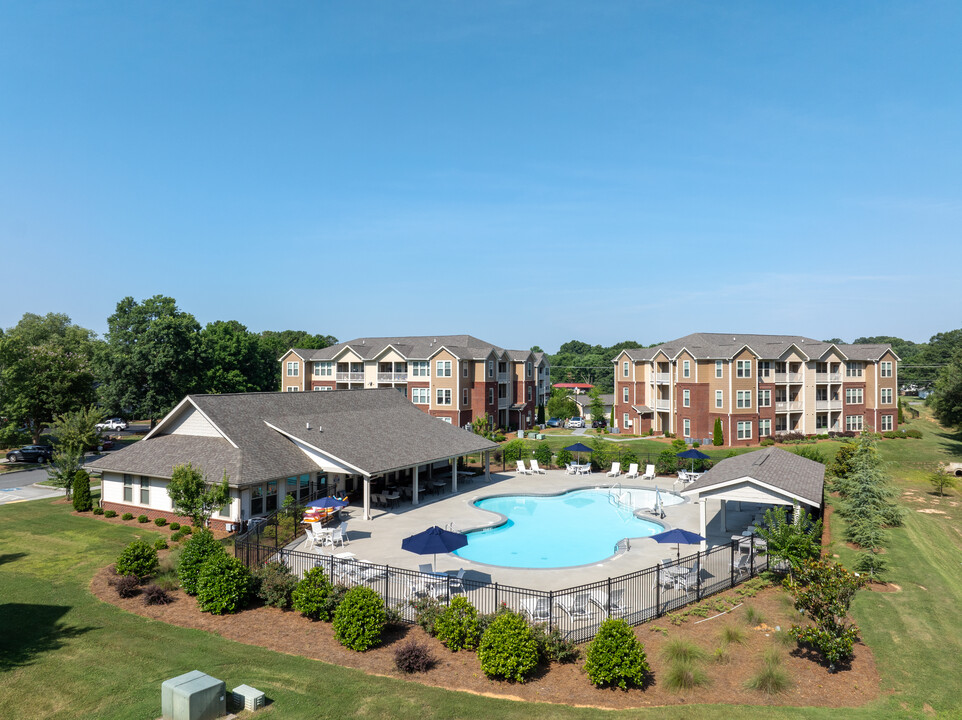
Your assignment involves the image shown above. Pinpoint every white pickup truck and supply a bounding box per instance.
[96,418,128,432]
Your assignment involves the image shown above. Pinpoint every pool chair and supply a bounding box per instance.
[624,463,640,479]
[676,562,700,593]
[606,462,621,477]
[302,524,318,551]
[418,563,434,575]
[732,553,750,578]
[641,464,656,481]
[516,460,532,475]
[521,596,552,623]
[447,567,466,594]
[557,593,593,620]
[565,463,578,475]
[529,459,546,474]
[590,588,629,618]
[677,469,690,483]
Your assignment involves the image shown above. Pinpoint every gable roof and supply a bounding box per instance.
[89,389,498,486]
[295,335,514,362]
[615,333,895,363]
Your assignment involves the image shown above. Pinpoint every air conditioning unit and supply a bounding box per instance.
[161,671,226,720]
[231,684,266,712]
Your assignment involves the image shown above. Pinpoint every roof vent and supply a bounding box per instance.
[306,422,311,430]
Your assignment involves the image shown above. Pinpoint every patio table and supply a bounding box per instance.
[665,565,692,588]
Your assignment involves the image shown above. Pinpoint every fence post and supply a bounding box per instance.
[730,539,736,589]
[750,534,755,576]
[696,549,702,600]
[655,565,661,616]
[548,590,554,632]
[494,582,499,609]
[607,577,612,617]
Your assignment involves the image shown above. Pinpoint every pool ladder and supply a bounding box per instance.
[607,483,635,511]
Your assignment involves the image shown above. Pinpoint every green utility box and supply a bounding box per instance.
[161,670,226,720]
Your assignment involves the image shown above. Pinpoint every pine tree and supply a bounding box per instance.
[712,418,723,446]
[72,469,92,512]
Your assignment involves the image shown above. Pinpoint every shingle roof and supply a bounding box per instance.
[299,335,515,362]
[682,447,824,507]
[89,389,498,486]
[617,333,894,363]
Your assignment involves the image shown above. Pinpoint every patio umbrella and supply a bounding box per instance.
[401,525,468,570]
[649,527,705,560]
[306,496,349,510]
[675,448,710,473]
[564,442,594,463]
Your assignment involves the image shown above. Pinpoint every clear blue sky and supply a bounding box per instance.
[2,1,960,353]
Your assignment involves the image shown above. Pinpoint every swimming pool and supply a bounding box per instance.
[453,488,683,569]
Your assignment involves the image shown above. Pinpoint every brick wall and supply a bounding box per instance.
[101,501,236,532]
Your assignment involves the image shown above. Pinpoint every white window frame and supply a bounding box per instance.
[758,389,771,408]
[683,360,690,378]
[880,361,893,378]
[881,387,893,404]
[436,388,452,405]
[736,360,751,378]
[758,361,771,377]
[683,418,690,437]
[846,362,863,378]
[715,360,723,378]
[623,361,629,378]
[737,421,752,440]
[285,386,299,392]
[526,361,532,378]
[759,418,771,437]
[846,414,863,432]
[462,388,469,405]
[487,360,494,378]
[846,388,863,405]
[440,417,452,424]
[623,387,629,403]
[737,390,752,409]
[286,361,299,377]
[412,387,428,404]
[715,389,723,408]
[487,388,494,405]
[881,414,894,431]
[411,361,429,377]
[683,389,690,407]
[463,363,469,378]
[436,360,451,377]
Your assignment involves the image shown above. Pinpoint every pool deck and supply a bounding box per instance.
[292,469,760,592]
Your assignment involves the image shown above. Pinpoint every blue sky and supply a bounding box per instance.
[1,1,960,353]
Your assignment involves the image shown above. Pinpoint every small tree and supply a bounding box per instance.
[46,447,83,500]
[712,418,724,446]
[166,463,231,528]
[588,388,605,426]
[536,404,545,425]
[533,442,553,468]
[501,439,526,464]
[72,469,92,512]
[929,466,958,497]
[178,529,225,595]
[546,388,578,422]
[50,405,103,456]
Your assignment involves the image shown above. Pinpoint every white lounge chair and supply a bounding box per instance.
[677,469,690,483]
[565,463,578,475]
[676,562,700,593]
[590,588,629,617]
[732,553,750,577]
[557,593,593,620]
[302,524,318,550]
[521,596,552,622]
[606,462,621,477]
[326,522,348,548]
[624,463,640,479]
[641,464,656,481]
[516,460,532,475]
[530,459,546,474]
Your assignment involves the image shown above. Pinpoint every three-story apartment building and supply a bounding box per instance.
[613,333,899,446]
[280,335,548,430]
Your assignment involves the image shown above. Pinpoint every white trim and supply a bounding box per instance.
[262,422,369,477]
[681,473,819,508]
[142,397,239,449]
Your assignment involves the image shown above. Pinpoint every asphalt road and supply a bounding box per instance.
[0,452,108,503]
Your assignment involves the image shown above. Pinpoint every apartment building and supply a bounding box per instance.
[613,333,899,446]
[279,335,548,430]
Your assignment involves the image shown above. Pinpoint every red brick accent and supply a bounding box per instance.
[101,501,236,532]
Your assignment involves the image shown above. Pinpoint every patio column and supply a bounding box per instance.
[452,457,458,493]
[699,499,707,551]
[363,476,371,521]
[720,498,727,532]
[484,451,490,481]
[412,465,419,507]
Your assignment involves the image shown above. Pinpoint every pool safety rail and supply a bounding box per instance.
[235,536,769,644]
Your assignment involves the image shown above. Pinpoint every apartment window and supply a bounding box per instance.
[881,414,894,431]
[683,389,690,407]
[623,361,629,378]
[436,388,452,405]
[881,361,893,378]
[265,480,278,513]
[623,413,630,428]
[217,496,232,518]
[411,361,429,377]
[846,362,863,378]
[487,388,494,405]
[463,363,469,378]
[623,387,630,403]
[313,386,332,391]
[462,388,469,405]
[816,414,828,430]
[285,386,299,392]
[736,390,752,409]
[250,485,264,516]
[758,361,771,377]
[846,415,863,432]
[736,360,751,378]
[881,388,893,404]
[139,476,149,505]
[487,360,494,378]
[715,390,723,408]
[440,417,452,424]
[286,361,299,377]
[436,360,451,377]
[123,474,133,502]
[846,388,864,405]
[314,362,333,377]
[715,360,723,378]
[758,389,771,407]
[759,419,771,437]
[412,388,428,404]
[737,421,752,440]
[683,360,690,378]
[683,418,691,437]
[526,361,532,378]
[527,386,532,401]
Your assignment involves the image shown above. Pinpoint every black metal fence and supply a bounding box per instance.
[235,536,768,643]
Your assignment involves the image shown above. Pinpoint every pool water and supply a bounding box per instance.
[453,488,681,569]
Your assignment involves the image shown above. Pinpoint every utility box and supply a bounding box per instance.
[162,671,226,720]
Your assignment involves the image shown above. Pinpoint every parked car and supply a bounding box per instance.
[565,416,585,429]
[95,418,128,432]
[546,417,562,428]
[591,418,607,428]
[5,445,53,463]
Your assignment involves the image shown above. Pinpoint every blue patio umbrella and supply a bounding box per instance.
[676,448,710,473]
[306,496,349,510]
[564,442,594,463]
[402,525,468,569]
[649,527,706,560]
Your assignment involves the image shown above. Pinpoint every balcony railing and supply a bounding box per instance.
[653,373,671,384]
[774,372,803,383]
[498,397,510,409]
[816,373,842,383]
[775,401,804,412]
[654,399,670,411]
[377,372,408,382]
[336,372,365,382]
[815,400,842,411]
[497,372,509,382]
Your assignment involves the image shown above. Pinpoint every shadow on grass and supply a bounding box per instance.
[934,429,962,457]
[0,603,97,671]
[0,553,28,566]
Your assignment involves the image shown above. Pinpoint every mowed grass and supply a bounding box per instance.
[0,407,961,719]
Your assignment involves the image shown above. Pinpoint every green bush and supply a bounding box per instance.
[760,437,775,447]
[169,521,181,531]
[121,512,134,521]
[433,596,480,652]
[531,624,579,664]
[93,506,105,515]
[154,517,167,527]
[154,537,169,551]
[332,586,386,651]
[478,611,539,682]
[501,439,526,463]
[712,418,724,446]
[904,428,922,439]
[292,567,339,620]
[137,514,149,523]
[556,449,573,467]
[115,540,158,581]
[411,595,445,635]
[533,442,553,468]
[656,448,678,475]
[253,561,298,609]
[182,525,193,535]
[72,469,92,512]
[170,530,185,543]
[104,509,117,518]
[584,618,650,689]
[196,552,252,615]
[177,528,224,595]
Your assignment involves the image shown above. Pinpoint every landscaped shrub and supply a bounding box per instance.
[655,448,678,475]
[137,514,149,523]
[904,428,923,439]
[121,512,134,521]
[72,469,92,512]
[154,517,167,527]
[663,658,709,690]
[177,528,224,595]
[154,537,169,551]
[253,561,298,609]
[332,586,386,651]
[712,418,724,446]
[531,623,579,664]
[556,449,573,467]
[291,567,339,620]
[411,595,444,635]
[760,438,775,447]
[196,552,252,615]
[169,521,181,531]
[93,507,105,516]
[433,596,480,652]
[170,530,184,543]
[104,509,117,518]
[584,618,650,689]
[478,611,539,682]
[181,525,193,534]
[143,584,174,606]
[115,540,158,581]
[745,648,791,694]
[115,574,141,598]
[533,442,553,468]
[394,640,437,674]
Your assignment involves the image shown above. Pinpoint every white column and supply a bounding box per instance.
[484,451,490,481]
[413,465,419,507]
[699,499,707,551]
[720,498,727,532]
[452,458,458,493]
[363,477,371,521]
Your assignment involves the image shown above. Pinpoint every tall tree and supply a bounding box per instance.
[931,349,962,429]
[199,320,275,393]
[546,388,578,420]
[97,296,202,424]
[50,405,103,455]
[0,313,98,442]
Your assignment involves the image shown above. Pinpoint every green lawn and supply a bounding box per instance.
[1,410,961,719]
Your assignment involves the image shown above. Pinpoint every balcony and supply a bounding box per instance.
[775,401,804,412]
[815,400,842,411]
[498,396,510,409]
[653,373,671,384]
[816,373,842,383]
[377,372,408,382]
[654,399,671,411]
[774,372,803,383]
[336,372,364,382]
[497,372,509,382]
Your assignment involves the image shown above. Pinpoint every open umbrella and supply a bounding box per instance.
[306,496,349,510]
[402,525,468,570]
[676,448,710,473]
[564,442,594,464]
[649,527,705,560]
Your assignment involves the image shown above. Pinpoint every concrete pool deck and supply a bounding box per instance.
[293,469,761,592]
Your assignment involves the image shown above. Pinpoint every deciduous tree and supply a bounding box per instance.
[166,463,231,528]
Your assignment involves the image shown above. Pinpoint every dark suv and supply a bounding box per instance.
[5,445,53,463]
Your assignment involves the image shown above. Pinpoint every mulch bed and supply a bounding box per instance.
[90,560,880,710]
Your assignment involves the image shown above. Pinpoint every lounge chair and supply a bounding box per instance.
[447,567,466,594]
[590,588,629,617]
[516,460,532,475]
[677,469,690,483]
[521,596,552,623]
[732,553,750,577]
[418,562,434,575]
[624,463,640,479]
[641,464,656,481]
[676,562,700,593]
[565,463,577,475]
[606,462,621,477]
[557,593,593,620]
[326,522,348,548]
[529,459,546,474]
[302,525,318,550]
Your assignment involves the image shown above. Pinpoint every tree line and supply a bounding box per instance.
[0,295,336,444]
